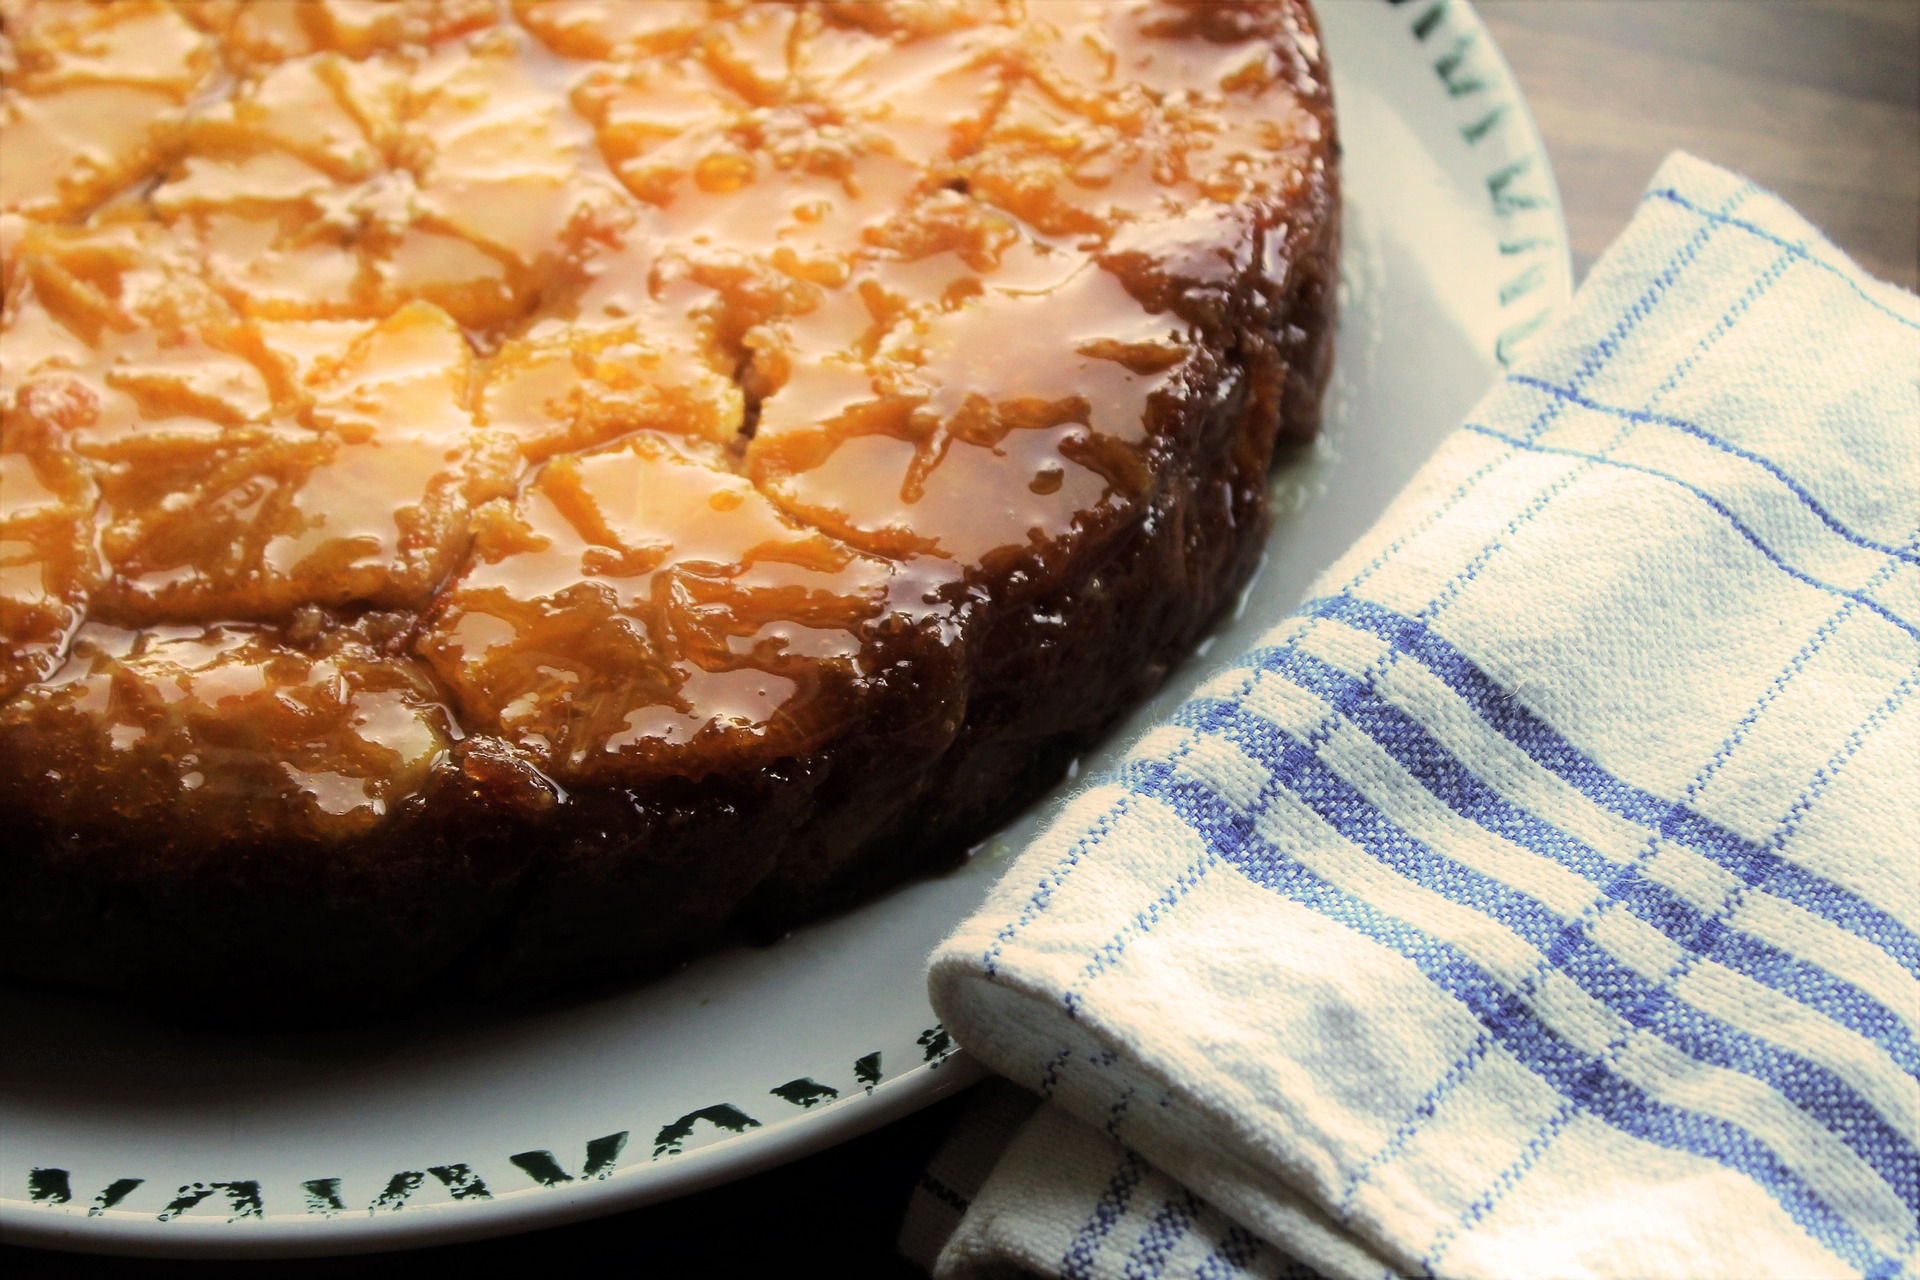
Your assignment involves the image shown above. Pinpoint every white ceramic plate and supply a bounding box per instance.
[0,0,1572,1258]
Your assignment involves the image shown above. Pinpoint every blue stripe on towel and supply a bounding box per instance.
[1456,423,1920,642]
[1195,1225,1269,1280]
[1061,1151,1146,1280]
[1304,594,1920,978]
[1504,374,1920,567]
[1643,187,1920,332]
[1149,700,1920,1212]
[1118,760,1900,1277]
[1120,1189,1200,1280]
[1244,644,1920,1078]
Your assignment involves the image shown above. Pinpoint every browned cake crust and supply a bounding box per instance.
[0,0,1337,1012]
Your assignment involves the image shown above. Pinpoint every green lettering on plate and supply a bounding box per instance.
[27,1169,70,1204]
[652,1105,761,1158]
[90,1178,144,1217]
[918,1025,956,1065]
[510,1131,630,1185]
[156,1181,262,1223]
[373,1171,425,1211]
[769,1078,839,1109]
[302,1178,346,1216]
[429,1163,493,1200]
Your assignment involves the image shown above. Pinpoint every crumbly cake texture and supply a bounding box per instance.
[0,0,1337,1008]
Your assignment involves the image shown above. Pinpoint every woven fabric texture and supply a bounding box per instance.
[922,153,1920,1280]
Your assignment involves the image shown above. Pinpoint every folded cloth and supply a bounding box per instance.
[915,153,1920,1280]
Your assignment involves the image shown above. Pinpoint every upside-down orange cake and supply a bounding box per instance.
[0,0,1337,1008]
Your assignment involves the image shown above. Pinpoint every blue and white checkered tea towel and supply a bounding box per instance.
[917,153,1920,1279]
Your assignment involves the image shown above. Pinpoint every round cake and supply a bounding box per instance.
[0,0,1337,1011]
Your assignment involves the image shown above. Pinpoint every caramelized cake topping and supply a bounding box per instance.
[0,0,1330,834]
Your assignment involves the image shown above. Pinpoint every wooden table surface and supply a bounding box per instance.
[1482,0,1918,292]
[4,4,1914,1277]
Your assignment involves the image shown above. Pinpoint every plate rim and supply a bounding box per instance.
[1,1053,989,1259]
[0,0,1575,1257]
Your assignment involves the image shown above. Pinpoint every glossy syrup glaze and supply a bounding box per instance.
[0,0,1330,838]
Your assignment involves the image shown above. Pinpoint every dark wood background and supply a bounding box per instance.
[4,3,1914,1276]
[1481,0,1918,292]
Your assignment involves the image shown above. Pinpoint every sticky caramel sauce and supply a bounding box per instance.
[0,0,1327,835]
